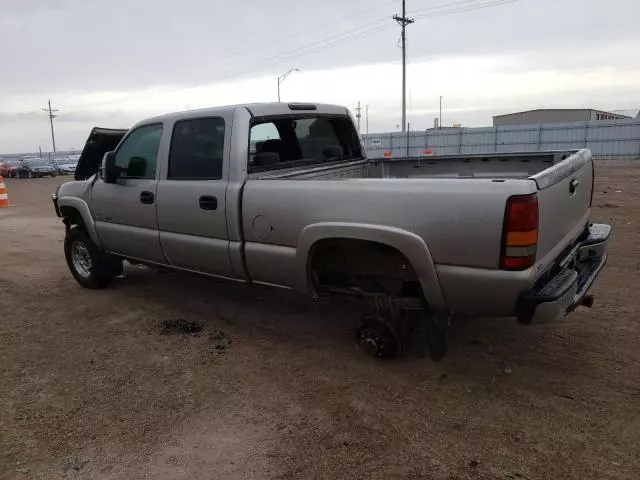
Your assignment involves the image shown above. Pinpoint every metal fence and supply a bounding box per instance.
[362,119,640,162]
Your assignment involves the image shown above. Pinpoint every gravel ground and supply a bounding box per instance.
[0,171,639,480]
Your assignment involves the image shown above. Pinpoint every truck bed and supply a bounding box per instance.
[375,151,572,180]
[243,149,594,312]
[251,150,576,182]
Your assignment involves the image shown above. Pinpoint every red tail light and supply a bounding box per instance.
[501,194,539,270]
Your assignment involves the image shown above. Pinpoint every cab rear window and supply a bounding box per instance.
[249,115,362,173]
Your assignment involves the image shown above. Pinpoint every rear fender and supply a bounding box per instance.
[297,222,446,312]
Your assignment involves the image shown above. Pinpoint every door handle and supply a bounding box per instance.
[199,195,218,210]
[140,191,155,204]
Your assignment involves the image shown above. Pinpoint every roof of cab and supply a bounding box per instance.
[134,102,349,128]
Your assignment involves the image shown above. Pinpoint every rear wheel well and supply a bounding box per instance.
[308,238,421,297]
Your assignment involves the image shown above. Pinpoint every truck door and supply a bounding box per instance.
[90,123,166,263]
[156,116,235,279]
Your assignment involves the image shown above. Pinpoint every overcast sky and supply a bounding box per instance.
[1,0,639,153]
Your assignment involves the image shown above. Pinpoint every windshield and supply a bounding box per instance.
[24,160,46,167]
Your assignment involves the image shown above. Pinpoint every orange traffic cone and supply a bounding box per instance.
[0,176,9,208]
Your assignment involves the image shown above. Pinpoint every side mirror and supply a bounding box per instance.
[102,151,119,184]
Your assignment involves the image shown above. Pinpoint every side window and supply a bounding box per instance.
[168,117,225,180]
[114,124,162,179]
[250,122,281,154]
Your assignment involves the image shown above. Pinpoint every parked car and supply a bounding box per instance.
[52,103,610,361]
[57,161,78,175]
[46,158,73,174]
[0,160,19,177]
[17,159,57,178]
[46,159,61,172]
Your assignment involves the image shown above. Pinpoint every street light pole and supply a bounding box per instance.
[277,68,299,102]
[439,96,443,130]
[366,104,370,134]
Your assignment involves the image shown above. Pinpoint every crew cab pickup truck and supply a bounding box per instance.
[53,103,610,360]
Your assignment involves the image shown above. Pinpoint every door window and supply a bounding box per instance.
[114,124,163,179]
[168,117,225,180]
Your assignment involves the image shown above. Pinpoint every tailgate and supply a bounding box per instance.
[531,149,594,271]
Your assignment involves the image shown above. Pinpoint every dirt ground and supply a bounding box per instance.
[0,170,638,480]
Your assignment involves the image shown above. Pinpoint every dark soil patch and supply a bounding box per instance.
[211,330,232,353]
[596,202,623,208]
[160,318,203,335]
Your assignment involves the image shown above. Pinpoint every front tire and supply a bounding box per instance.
[64,227,121,289]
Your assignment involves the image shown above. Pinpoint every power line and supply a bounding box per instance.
[226,20,390,77]
[164,20,391,95]
[82,0,519,110]
[219,0,506,72]
[42,100,58,154]
[222,0,398,59]
[80,18,394,110]
[215,0,398,64]
[413,0,519,20]
[187,0,517,84]
[408,0,500,14]
[205,0,508,90]
[207,0,516,77]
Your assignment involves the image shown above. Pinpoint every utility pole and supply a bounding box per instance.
[394,0,414,133]
[42,100,58,154]
[355,101,362,133]
[365,104,370,134]
[439,96,443,130]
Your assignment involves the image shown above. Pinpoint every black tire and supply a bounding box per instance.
[64,227,121,289]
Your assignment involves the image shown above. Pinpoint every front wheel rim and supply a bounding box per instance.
[71,241,92,279]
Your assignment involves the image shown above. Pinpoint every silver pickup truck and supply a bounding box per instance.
[53,103,611,360]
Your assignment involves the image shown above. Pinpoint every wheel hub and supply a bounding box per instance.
[360,336,380,356]
[71,241,92,279]
[357,316,401,359]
